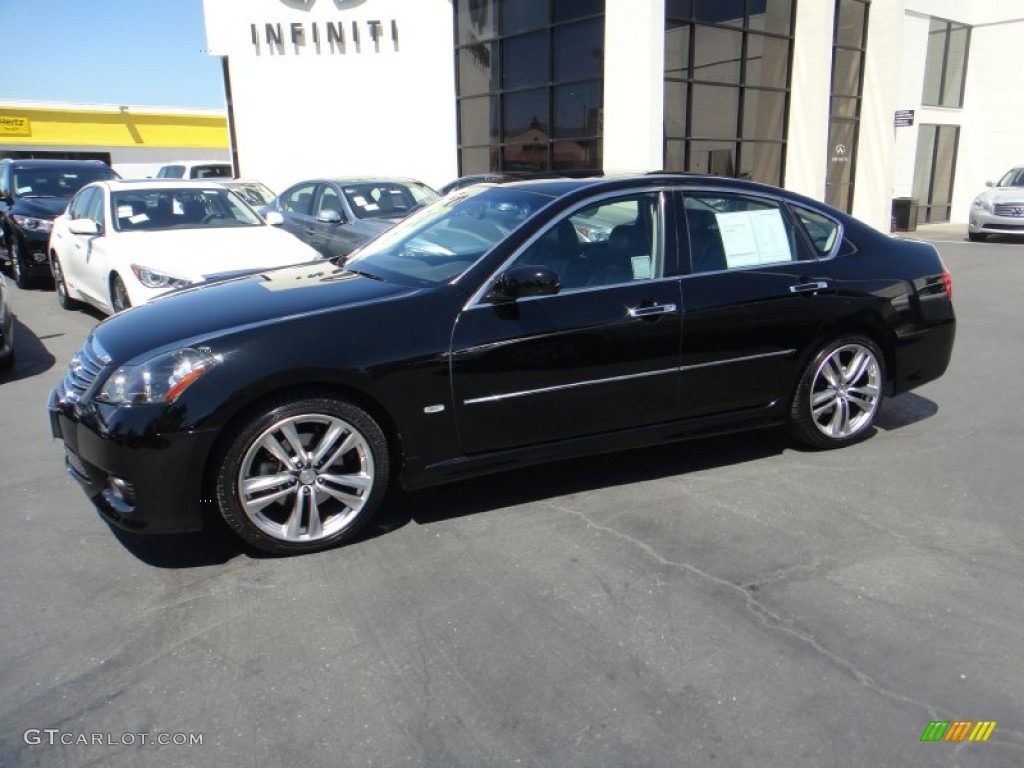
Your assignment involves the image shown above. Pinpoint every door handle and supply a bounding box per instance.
[788,281,829,294]
[628,303,678,318]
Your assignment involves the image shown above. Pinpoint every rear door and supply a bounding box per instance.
[674,189,840,419]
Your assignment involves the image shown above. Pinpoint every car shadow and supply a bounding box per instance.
[0,316,56,383]
[109,392,939,568]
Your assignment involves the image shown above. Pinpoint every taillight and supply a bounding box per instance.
[941,267,953,301]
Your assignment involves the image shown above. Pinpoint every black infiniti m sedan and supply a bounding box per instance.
[48,175,955,555]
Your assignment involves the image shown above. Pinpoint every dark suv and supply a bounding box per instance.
[0,159,119,287]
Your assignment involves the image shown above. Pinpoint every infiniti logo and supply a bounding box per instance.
[1013,206,1024,216]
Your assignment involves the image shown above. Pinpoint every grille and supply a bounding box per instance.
[59,335,111,404]
[993,203,1024,218]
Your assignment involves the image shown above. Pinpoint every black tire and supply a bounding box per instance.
[789,335,886,450]
[0,349,13,373]
[967,231,987,242]
[10,238,36,289]
[110,274,131,313]
[214,395,390,555]
[52,255,82,310]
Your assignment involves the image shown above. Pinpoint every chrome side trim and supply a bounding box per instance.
[463,366,679,405]
[463,349,797,405]
[679,349,797,372]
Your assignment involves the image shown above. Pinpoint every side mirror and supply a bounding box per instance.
[68,218,100,236]
[985,180,995,188]
[487,265,560,303]
[316,210,343,224]
[264,210,284,226]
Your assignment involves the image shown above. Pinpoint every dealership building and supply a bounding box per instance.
[198,0,1022,232]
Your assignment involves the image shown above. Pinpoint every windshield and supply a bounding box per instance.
[111,187,264,232]
[226,182,275,207]
[344,186,554,286]
[997,168,1024,187]
[13,166,117,198]
[341,182,440,221]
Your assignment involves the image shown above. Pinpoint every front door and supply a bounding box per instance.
[451,191,683,455]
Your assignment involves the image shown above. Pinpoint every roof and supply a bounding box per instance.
[0,158,110,168]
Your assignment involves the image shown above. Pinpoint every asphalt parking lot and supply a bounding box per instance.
[1,227,1022,768]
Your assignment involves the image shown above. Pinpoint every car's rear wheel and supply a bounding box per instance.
[214,395,390,555]
[789,336,885,449]
[52,256,81,310]
[968,231,987,242]
[10,239,35,289]
[110,274,131,313]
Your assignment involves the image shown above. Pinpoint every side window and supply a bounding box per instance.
[68,188,94,220]
[283,183,317,216]
[512,193,663,292]
[317,186,343,217]
[84,189,105,230]
[683,193,800,274]
[790,204,841,258]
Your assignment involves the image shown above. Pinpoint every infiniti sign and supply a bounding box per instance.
[280,0,368,8]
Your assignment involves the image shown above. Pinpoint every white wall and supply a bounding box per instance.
[851,0,903,230]
[783,0,833,202]
[203,0,458,192]
[602,0,664,173]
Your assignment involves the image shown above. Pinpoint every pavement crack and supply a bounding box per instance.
[551,503,945,719]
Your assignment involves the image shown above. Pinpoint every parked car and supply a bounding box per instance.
[0,272,14,372]
[220,178,276,209]
[439,169,604,196]
[0,159,120,288]
[155,161,233,180]
[968,167,1024,241]
[262,177,439,260]
[48,175,956,555]
[48,179,321,315]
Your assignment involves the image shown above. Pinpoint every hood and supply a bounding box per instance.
[13,197,69,218]
[357,218,397,235]
[91,264,422,364]
[985,187,1024,204]
[114,226,321,280]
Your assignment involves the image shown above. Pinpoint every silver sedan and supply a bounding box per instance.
[969,167,1024,241]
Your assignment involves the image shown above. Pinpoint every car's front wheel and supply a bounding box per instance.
[110,274,131,313]
[52,255,81,310]
[214,395,390,555]
[10,238,35,289]
[789,336,885,449]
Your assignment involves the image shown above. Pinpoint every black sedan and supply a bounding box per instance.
[48,175,955,555]
[261,177,439,260]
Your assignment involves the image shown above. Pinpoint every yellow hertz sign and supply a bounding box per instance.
[921,720,997,742]
[0,116,32,136]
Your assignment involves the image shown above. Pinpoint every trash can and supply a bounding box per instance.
[891,197,920,232]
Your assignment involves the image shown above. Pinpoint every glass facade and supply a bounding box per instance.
[912,124,959,223]
[663,0,795,186]
[454,0,606,175]
[922,18,970,108]
[825,0,869,212]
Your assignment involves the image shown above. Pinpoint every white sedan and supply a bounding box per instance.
[48,180,321,314]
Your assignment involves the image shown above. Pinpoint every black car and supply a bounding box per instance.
[48,175,956,555]
[261,177,439,260]
[0,159,120,287]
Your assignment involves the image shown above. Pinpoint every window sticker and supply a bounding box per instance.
[353,196,368,207]
[15,186,32,194]
[631,255,652,280]
[363,203,379,211]
[117,205,135,219]
[129,213,149,224]
[715,209,792,268]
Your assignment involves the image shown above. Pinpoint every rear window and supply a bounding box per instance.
[190,164,232,179]
[789,204,842,258]
[12,166,118,198]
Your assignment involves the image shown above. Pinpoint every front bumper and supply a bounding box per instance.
[47,389,219,533]
[969,208,1024,235]
[16,230,54,277]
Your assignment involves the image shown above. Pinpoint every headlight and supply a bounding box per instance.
[972,197,993,212]
[11,214,53,233]
[96,348,219,405]
[130,264,192,290]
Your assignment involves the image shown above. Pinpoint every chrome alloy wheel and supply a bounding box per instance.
[809,343,882,439]
[237,414,375,543]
